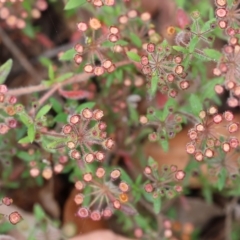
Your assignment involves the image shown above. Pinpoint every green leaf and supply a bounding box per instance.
[34,204,46,221]
[203,49,222,61]
[49,98,62,113]
[106,73,114,88]
[22,21,35,38]
[160,139,169,152]
[115,68,123,81]
[22,1,31,12]
[54,112,68,123]
[129,32,142,48]
[172,46,189,53]
[201,77,224,101]
[147,156,158,169]
[76,102,96,113]
[28,124,35,143]
[64,0,86,10]
[36,104,52,120]
[128,105,139,123]
[17,151,33,161]
[55,72,73,82]
[0,59,13,84]
[202,18,216,32]
[18,136,31,144]
[42,80,52,87]
[189,94,203,116]
[153,196,161,214]
[126,51,141,62]
[189,36,199,53]
[217,168,227,191]
[18,113,33,127]
[0,222,14,233]
[118,168,133,184]
[48,65,54,80]
[39,57,52,68]
[192,52,211,61]
[47,139,66,149]
[150,75,158,96]
[161,98,177,121]
[59,48,75,61]
[136,175,142,185]
[116,39,129,46]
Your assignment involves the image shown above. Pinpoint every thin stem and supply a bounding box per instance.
[40,131,65,138]
[0,26,40,80]
[176,111,199,125]
[30,83,61,116]
[6,60,131,97]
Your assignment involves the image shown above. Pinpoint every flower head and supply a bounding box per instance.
[75,168,135,221]
[74,20,120,75]
[48,108,114,164]
[144,158,185,199]
[0,85,18,135]
[215,0,240,31]
[186,108,239,160]
[141,41,188,97]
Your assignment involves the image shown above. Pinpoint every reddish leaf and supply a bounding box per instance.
[36,33,54,48]
[70,31,83,42]
[58,88,94,100]
[156,92,168,108]
[176,9,190,29]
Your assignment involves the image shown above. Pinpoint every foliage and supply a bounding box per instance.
[1,0,240,239]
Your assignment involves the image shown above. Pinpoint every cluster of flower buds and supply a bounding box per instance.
[0,0,48,29]
[118,10,156,48]
[163,219,194,239]
[29,155,66,180]
[141,42,188,97]
[74,18,120,76]
[86,0,115,7]
[175,11,216,62]
[176,10,216,46]
[0,196,22,225]
[74,168,135,221]
[144,158,185,199]
[60,108,114,163]
[213,40,240,107]
[0,85,17,135]
[140,107,183,142]
[215,0,240,33]
[186,107,239,161]
[206,144,240,180]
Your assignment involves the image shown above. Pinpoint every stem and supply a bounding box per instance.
[0,26,40,80]
[176,111,199,125]
[40,131,65,138]
[29,83,61,116]
[6,60,131,97]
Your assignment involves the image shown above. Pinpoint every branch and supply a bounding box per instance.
[0,26,40,80]
[7,60,131,97]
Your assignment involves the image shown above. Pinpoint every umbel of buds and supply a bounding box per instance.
[186,108,239,161]
[140,107,183,144]
[74,18,119,76]
[144,157,185,199]
[49,108,114,164]
[214,0,240,31]
[0,84,17,135]
[141,41,188,97]
[75,168,135,221]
